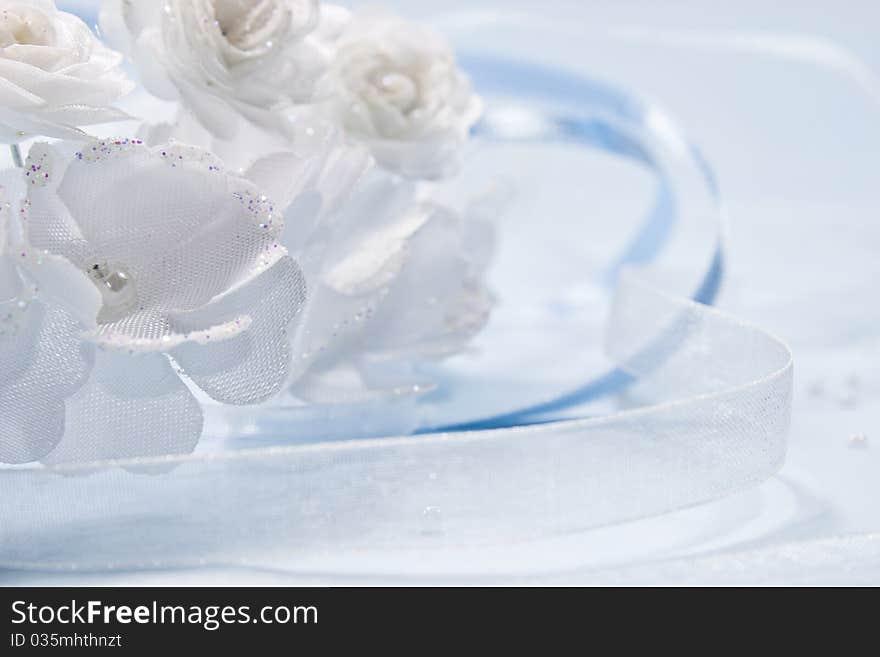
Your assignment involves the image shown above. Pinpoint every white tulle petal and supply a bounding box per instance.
[360,207,494,357]
[25,139,291,349]
[246,118,372,220]
[323,204,431,296]
[0,300,93,464]
[17,251,102,330]
[245,151,320,211]
[285,167,496,399]
[172,255,307,405]
[43,350,202,465]
[287,174,439,385]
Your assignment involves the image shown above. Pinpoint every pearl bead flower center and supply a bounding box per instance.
[88,262,138,324]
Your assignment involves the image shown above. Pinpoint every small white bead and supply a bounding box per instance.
[88,262,137,324]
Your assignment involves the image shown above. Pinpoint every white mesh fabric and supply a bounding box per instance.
[1,176,94,465]
[0,179,15,300]
[25,140,290,349]
[245,151,324,212]
[254,119,373,255]
[360,204,494,358]
[287,174,428,385]
[43,350,202,465]
[279,118,374,220]
[0,299,94,464]
[285,172,494,398]
[5,138,312,461]
[171,255,307,405]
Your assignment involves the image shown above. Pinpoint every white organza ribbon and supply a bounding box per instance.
[0,274,791,570]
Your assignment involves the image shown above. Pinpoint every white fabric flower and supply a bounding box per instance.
[7,137,309,464]
[199,117,495,403]
[282,171,495,402]
[323,8,483,179]
[0,0,133,142]
[101,0,329,138]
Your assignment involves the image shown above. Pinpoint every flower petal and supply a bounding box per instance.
[27,140,287,331]
[361,206,494,358]
[0,300,94,464]
[171,255,307,404]
[319,175,430,296]
[42,349,202,465]
[245,151,322,212]
[286,174,427,382]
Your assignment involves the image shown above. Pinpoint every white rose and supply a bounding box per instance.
[0,0,133,143]
[326,8,483,180]
[101,0,328,138]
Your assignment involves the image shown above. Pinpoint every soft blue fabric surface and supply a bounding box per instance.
[16,0,877,585]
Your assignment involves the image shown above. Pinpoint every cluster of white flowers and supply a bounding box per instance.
[0,0,492,464]
[100,0,482,178]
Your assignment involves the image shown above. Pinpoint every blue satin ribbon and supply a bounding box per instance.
[420,54,725,432]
